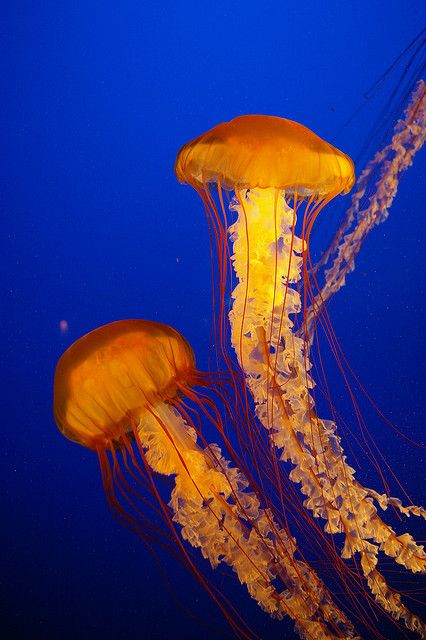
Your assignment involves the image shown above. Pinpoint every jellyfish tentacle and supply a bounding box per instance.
[307,80,426,332]
[364,487,426,519]
[136,400,360,640]
[226,187,425,634]
[361,552,426,638]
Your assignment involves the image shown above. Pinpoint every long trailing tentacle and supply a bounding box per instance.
[224,187,425,636]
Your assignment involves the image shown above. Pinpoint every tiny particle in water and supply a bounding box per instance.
[59,320,69,334]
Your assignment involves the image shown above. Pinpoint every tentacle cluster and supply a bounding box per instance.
[138,402,359,640]
[307,80,426,329]
[227,188,425,636]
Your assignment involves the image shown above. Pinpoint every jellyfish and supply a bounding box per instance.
[175,116,426,635]
[53,319,358,640]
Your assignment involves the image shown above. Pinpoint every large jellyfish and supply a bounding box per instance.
[53,319,358,640]
[175,116,425,635]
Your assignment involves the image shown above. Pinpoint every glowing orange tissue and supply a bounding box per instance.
[54,319,195,450]
[175,114,355,194]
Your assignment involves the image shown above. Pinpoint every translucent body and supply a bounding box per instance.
[175,115,355,195]
[53,319,195,449]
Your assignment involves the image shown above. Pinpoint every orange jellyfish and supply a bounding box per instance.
[175,116,425,636]
[53,319,358,640]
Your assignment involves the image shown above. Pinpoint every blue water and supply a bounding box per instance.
[2,2,425,638]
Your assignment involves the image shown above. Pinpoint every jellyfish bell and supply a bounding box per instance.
[175,114,355,196]
[54,319,196,452]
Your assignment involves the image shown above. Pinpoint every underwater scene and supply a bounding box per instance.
[2,2,425,639]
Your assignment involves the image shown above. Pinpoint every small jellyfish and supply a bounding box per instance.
[54,319,356,640]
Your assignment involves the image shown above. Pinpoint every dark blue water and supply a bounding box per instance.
[2,2,425,639]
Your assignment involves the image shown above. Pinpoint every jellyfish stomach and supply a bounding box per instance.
[137,401,358,640]
[227,188,425,635]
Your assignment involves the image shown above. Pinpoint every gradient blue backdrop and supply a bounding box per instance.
[2,2,425,638]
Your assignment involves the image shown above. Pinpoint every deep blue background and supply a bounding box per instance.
[2,2,425,639]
